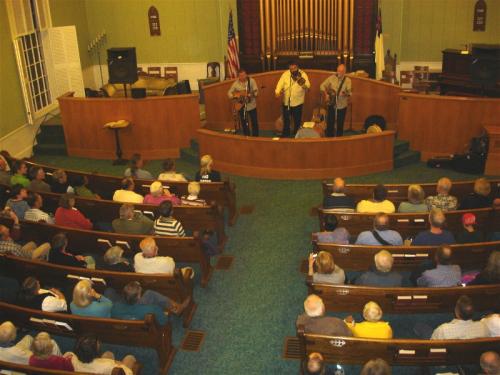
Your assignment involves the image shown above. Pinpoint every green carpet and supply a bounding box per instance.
[33,153,499,374]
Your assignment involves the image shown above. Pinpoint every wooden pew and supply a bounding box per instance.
[9,157,238,226]
[306,276,500,314]
[0,360,136,374]
[0,219,213,287]
[30,190,227,250]
[317,207,499,237]
[311,241,500,271]
[0,302,175,375]
[297,327,500,366]
[321,179,500,205]
[0,254,196,328]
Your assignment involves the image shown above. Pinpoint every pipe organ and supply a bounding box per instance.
[237,0,377,74]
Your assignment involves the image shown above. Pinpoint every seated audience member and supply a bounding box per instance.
[480,351,500,375]
[134,237,175,275]
[431,295,487,339]
[124,153,152,179]
[296,294,352,337]
[154,200,186,237]
[469,251,500,285]
[70,279,112,318]
[360,359,391,375]
[0,157,11,186]
[481,314,500,338]
[158,158,187,182]
[315,214,350,245]
[109,281,171,325]
[102,246,134,272]
[308,251,345,285]
[0,321,62,365]
[24,192,54,224]
[302,352,330,375]
[73,175,100,198]
[417,246,461,287]
[412,209,455,246]
[344,301,392,339]
[50,169,74,194]
[425,177,458,211]
[10,160,29,188]
[5,184,29,219]
[112,203,153,234]
[356,184,395,213]
[65,334,136,375]
[460,178,494,210]
[355,213,403,246]
[398,184,428,213]
[143,180,180,206]
[17,276,67,312]
[55,193,93,230]
[195,154,221,182]
[28,166,50,192]
[48,232,87,268]
[355,250,403,287]
[113,177,144,204]
[29,332,74,371]
[0,210,50,259]
[181,182,207,206]
[456,212,484,244]
[323,177,355,212]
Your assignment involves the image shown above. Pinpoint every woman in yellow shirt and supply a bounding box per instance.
[345,301,393,339]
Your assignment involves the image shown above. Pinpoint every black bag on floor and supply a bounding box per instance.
[427,156,453,169]
[451,153,486,174]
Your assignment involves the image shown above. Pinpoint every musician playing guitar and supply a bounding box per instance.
[227,68,259,136]
[320,64,352,137]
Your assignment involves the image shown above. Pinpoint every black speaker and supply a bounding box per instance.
[131,88,146,99]
[470,58,498,87]
[107,48,138,84]
[176,80,192,94]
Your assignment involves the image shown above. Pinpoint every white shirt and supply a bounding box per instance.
[134,253,175,275]
[66,352,133,375]
[275,69,311,107]
[158,172,187,182]
[39,288,67,312]
[113,189,144,204]
[24,208,54,224]
[0,336,32,365]
[431,319,488,340]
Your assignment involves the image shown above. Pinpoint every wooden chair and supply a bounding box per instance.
[13,158,238,226]
[311,241,499,272]
[0,301,175,374]
[317,207,498,237]
[399,70,414,89]
[0,218,213,287]
[147,66,162,77]
[382,49,397,84]
[413,65,432,92]
[0,360,138,374]
[306,276,500,314]
[137,67,144,75]
[297,327,500,366]
[164,66,178,82]
[0,253,197,327]
[207,62,220,79]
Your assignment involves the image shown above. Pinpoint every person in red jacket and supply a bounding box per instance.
[54,193,92,230]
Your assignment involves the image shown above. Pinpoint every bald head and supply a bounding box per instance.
[436,246,452,265]
[337,64,346,77]
[332,177,346,193]
[480,351,500,375]
[374,213,390,231]
[0,225,10,240]
[304,294,325,318]
[374,250,394,273]
[437,177,452,195]
[139,237,158,258]
[0,321,17,344]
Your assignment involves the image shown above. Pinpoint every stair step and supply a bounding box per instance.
[36,132,66,145]
[33,143,67,156]
[394,150,421,168]
[394,139,410,157]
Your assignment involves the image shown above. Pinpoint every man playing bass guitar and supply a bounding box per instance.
[227,68,259,136]
[320,64,352,137]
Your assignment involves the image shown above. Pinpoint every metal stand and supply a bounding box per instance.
[123,84,128,98]
[112,128,128,165]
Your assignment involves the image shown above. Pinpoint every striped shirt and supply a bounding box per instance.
[24,208,54,224]
[153,216,185,237]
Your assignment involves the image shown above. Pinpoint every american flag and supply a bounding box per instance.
[226,10,240,79]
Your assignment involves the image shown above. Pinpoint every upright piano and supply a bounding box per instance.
[440,44,500,97]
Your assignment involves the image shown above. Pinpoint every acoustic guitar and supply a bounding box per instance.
[231,90,251,112]
[322,87,336,107]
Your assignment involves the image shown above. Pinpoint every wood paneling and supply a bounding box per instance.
[197,128,395,179]
[397,93,500,160]
[204,70,401,131]
[58,92,200,160]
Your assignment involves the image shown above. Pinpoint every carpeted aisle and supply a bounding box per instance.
[34,154,499,374]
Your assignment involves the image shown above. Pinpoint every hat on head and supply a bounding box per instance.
[462,213,476,226]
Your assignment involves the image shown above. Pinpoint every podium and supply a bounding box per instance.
[484,125,500,175]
